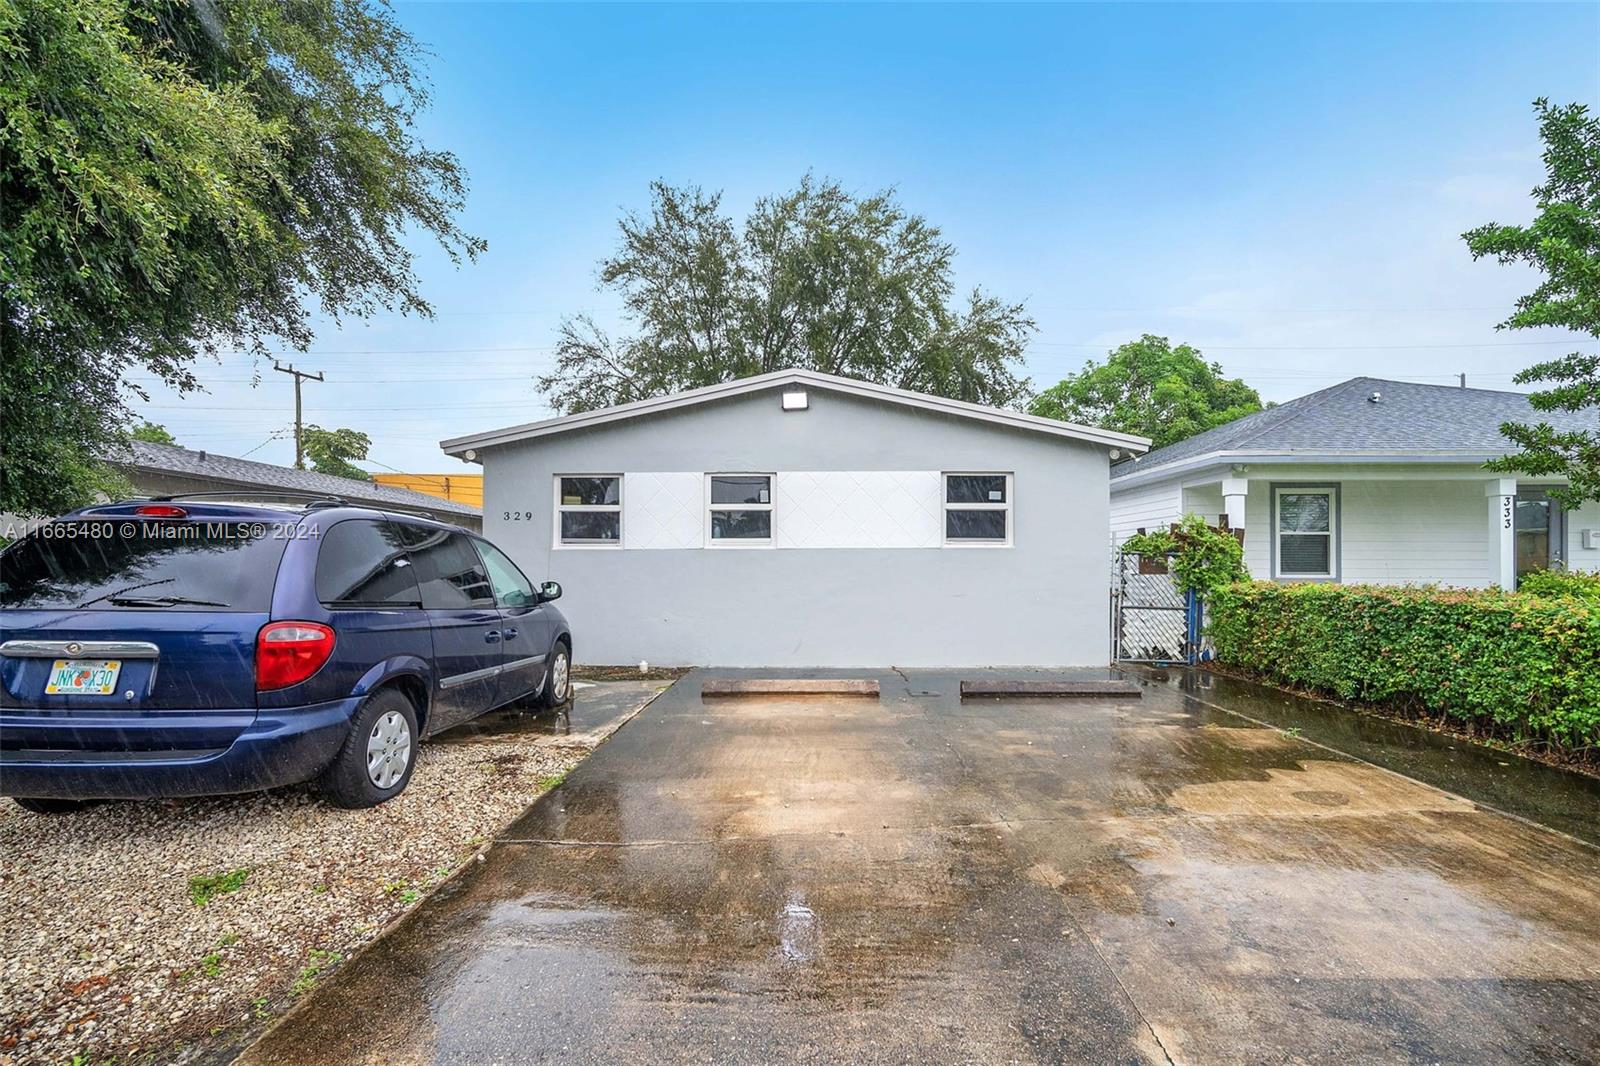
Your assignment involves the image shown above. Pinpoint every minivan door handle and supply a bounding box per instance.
[502,627,518,640]
[484,630,502,644]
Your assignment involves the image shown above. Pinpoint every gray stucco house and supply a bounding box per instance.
[442,369,1149,667]
[1110,377,1600,589]
[111,440,483,531]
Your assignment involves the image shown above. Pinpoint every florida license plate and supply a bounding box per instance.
[46,659,122,695]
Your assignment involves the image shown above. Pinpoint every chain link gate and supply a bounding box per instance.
[1111,551,1197,664]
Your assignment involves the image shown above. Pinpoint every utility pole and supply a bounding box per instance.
[273,362,324,469]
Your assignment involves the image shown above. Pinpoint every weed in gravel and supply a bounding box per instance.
[399,888,422,905]
[252,996,272,1020]
[217,933,239,948]
[537,771,567,790]
[188,867,250,907]
[290,949,343,997]
[200,952,224,978]
[311,884,328,894]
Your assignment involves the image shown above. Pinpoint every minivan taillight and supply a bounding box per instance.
[256,622,336,691]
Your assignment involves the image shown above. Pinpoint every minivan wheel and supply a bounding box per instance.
[538,643,571,709]
[12,797,92,815]
[319,688,420,809]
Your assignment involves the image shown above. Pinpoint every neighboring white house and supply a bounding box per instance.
[1110,377,1600,589]
[442,368,1149,667]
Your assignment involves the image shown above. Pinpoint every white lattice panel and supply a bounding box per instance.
[623,472,702,549]
[773,471,941,549]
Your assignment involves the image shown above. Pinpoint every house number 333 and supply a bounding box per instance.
[1503,497,1513,529]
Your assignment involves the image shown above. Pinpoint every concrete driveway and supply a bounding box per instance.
[237,670,1600,1064]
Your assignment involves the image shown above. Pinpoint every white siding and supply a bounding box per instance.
[1109,481,1182,545]
[1338,481,1490,586]
[1567,499,1600,573]
[1183,486,1225,523]
[1245,485,1271,578]
[1119,465,1598,588]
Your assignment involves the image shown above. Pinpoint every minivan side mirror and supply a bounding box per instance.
[538,581,562,603]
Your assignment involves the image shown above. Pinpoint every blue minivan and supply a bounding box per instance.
[0,496,572,812]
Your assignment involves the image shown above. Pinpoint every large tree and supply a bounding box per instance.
[129,421,176,445]
[1468,99,1600,509]
[302,425,372,481]
[1028,334,1263,449]
[536,177,1034,413]
[1,0,482,515]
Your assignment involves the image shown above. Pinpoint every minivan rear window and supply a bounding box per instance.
[0,521,290,611]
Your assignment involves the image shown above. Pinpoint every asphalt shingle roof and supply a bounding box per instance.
[1112,377,1598,479]
[113,440,481,517]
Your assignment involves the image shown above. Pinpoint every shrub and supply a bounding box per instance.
[1208,582,1600,751]
[1122,514,1248,602]
[1518,569,1600,603]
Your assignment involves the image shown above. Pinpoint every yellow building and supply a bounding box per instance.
[371,473,483,508]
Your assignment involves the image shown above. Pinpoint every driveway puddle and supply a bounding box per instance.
[1166,760,1475,818]
[776,893,820,963]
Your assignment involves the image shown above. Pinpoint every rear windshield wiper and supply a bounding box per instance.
[107,595,229,608]
[78,578,176,609]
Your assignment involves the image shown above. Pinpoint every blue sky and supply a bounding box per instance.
[129,2,1600,474]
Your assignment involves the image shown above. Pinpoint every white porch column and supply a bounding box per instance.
[1221,476,1249,535]
[1486,477,1517,589]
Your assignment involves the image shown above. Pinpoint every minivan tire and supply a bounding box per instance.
[538,642,571,709]
[12,797,92,815]
[318,688,420,809]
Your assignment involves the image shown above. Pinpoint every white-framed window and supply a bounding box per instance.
[943,472,1011,547]
[1273,485,1338,579]
[554,475,622,548]
[705,474,773,547]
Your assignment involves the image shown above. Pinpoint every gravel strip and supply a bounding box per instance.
[0,705,627,1066]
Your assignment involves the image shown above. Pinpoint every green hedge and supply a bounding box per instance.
[1208,582,1600,750]
[1518,569,1600,603]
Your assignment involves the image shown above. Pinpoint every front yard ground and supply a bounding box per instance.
[0,680,667,1066]
[236,668,1600,1065]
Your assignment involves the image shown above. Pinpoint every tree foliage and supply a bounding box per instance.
[0,0,482,515]
[1468,100,1600,509]
[129,421,176,445]
[1121,514,1249,603]
[1028,335,1263,449]
[536,177,1035,413]
[302,426,372,482]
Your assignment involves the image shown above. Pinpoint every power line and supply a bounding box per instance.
[189,336,1590,358]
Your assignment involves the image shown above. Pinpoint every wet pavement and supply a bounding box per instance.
[236,669,1600,1065]
[1139,666,1600,847]
[432,680,670,746]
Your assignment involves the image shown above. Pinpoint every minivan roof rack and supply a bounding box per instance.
[376,504,439,521]
[147,490,347,509]
[144,490,440,522]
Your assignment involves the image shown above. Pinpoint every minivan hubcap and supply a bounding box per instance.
[366,711,412,789]
[552,653,569,702]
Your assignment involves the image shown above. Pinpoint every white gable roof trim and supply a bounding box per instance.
[1109,448,1517,490]
[440,369,1152,458]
